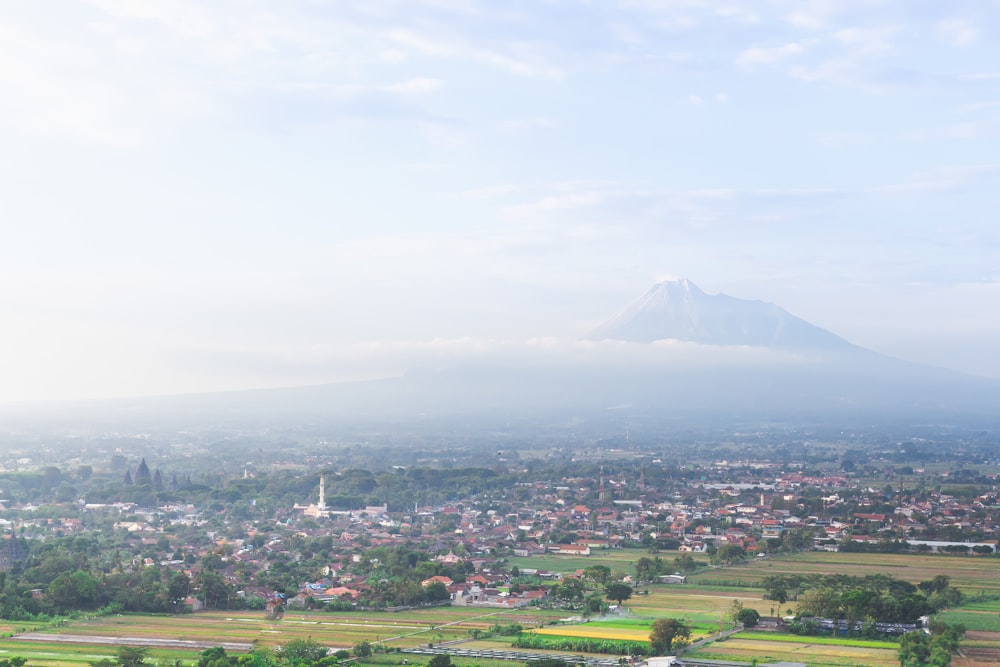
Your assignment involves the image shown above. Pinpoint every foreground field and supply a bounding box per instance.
[15,607,565,653]
[4,550,999,666]
[686,635,900,667]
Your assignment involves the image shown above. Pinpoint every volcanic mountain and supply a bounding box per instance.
[4,278,1000,433]
[589,278,854,350]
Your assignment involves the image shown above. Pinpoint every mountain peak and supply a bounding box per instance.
[589,279,855,350]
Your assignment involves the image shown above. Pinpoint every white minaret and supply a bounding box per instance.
[318,475,327,510]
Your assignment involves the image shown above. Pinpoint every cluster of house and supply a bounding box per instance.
[0,461,996,611]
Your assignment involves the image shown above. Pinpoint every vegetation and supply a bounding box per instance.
[649,618,691,655]
[898,621,965,667]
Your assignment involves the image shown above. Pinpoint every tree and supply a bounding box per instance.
[605,582,633,606]
[635,557,653,583]
[352,641,372,658]
[168,571,192,612]
[727,599,744,626]
[280,638,328,664]
[429,655,452,667]
[649,618,691,655]
[198,647,234,667]
[48,569,101,610]
[737,608,761,627]
[424,580,451,602]
[899,623,965,667]
[583,565,611,585]
[712,544,747,566]
[116,646,148,667]
[768,586,789,605]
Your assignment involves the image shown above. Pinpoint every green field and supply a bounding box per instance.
[0,638,202,667]
[687,552,1000,594]
[735,632,897,649]
[686,636,900,667]
[510,551,649,574]
[3,551,999,666]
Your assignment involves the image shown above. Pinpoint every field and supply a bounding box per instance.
[687,551,1000,595]
[685,635,900,667]
[0,638,203,667]
[4,551,1000,666]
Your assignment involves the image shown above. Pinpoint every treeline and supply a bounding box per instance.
[762,573,962,626]
[512,634,649,656]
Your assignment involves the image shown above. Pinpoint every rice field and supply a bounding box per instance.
[4,550,998,666]
[686,635,901,667]
[688,551,1000,595]
[0,638,202,667]
[10,607,565,657]
[529,626,651,642]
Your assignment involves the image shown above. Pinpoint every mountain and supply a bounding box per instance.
[3,279,1000,433]
[589,278,855,349]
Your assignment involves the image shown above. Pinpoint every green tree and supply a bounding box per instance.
[116,646,148,667]
[198,647,236,667]
[168,571,192,611]
[712,543,747,566]
[604,582,633,606]
[635,557,653,582]
[737,608,761,627]
[48,569,101,610]
[429,655,452,667]
[583,565,611,585]
[424,580,451,602]
[280,638,328,664]
[352,641,372,658]
[649,618,691,655]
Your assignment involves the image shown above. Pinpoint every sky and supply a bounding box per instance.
[1,0,999,402]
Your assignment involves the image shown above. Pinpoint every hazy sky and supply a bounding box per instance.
[2,1,999,402]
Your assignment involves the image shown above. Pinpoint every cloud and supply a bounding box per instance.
[383,77,446,94]
[935,18,979,47]
[736,41,806,67]
[169,335,807,389]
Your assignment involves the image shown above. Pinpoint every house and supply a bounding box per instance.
[551,544,590,556]
[421,575,453,587]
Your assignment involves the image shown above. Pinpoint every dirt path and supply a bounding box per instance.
[12,632,253,652]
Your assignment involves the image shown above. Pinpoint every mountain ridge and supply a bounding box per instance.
[589,278,857,350]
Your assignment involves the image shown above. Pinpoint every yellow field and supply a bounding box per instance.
[529,627,650,641]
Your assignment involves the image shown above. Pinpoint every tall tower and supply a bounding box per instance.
[318,475,327,511]
[599,466,607,503]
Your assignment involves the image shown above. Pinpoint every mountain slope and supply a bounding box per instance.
[589,279,854,350]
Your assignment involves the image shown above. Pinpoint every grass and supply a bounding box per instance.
[15,608,570,654]
[688,552,1000,595]
[0,638,202,667]
[5,551,997,666]
[687,636,900,667]
[529,627,651,642]
[935,610,1000,632]
[735,631,898,649]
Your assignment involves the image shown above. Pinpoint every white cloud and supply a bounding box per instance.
[383,77,446,94]
[736,41,806,68]
[935,18,979,47]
